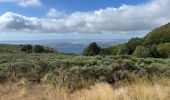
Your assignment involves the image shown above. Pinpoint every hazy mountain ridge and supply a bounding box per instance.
[0,39,128,53]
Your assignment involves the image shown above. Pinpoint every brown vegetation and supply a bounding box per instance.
[0,80,169,100]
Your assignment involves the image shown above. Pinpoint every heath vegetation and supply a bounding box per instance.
[0,23,170,100]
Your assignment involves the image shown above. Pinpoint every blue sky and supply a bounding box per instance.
[0,0,149,16]
[0,0,169,41]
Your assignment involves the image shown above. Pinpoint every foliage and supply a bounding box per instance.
[83,42,101,56]
[100,48,112,55]
[0,53,169,90]
[144,23,170,45]
[127,38,144,54]
[110,46,118,55]
[133,46,151,58]
[88,23,170,58]
[33,45,46,53]
[20,44,33,53]
[116,44,129,55]
[157,43,170,58]
[148,45,159,58]
[85,43,129,56]
[20,44,56,53]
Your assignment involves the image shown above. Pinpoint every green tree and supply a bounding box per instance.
[149,45,159,58]
[127,38,143,54]
[20,44,32,53]
[83,42,101,56]
[133,46,151,58]
[33,45,45,53]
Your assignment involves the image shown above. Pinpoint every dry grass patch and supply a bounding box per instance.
[0,81,169,100]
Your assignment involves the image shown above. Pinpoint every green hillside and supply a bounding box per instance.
[83,23,170,58]
[144,23,170,45]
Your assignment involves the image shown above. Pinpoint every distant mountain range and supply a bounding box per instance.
[0,39,128,53]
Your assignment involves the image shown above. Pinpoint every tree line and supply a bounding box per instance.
[83,23,170,58]
[20,44,56,53]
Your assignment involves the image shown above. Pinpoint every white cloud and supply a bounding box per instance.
[0,0,42,7]
[46,8,65,18]
[18,0,42,7]
[0,12,41,32]
[0,0,170,34]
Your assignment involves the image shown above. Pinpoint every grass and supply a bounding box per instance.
[0,79,169,100]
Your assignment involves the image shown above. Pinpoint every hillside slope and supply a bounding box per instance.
[144,23,170,45]
[83,22,170,58]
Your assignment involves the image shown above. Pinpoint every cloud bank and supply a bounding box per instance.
[0,0,170,34]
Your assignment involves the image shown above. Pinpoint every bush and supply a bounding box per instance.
[110,46,119,55]
[108,44,128,55]
[157,43,170,58]
[133,46,151,58]
[116,44,129,55]
[0,53,169,89]
[100,48,112,55]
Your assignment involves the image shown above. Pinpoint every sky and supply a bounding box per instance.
[0,0,170,41]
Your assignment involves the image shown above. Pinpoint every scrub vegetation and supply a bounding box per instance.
[0,23,170,100]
